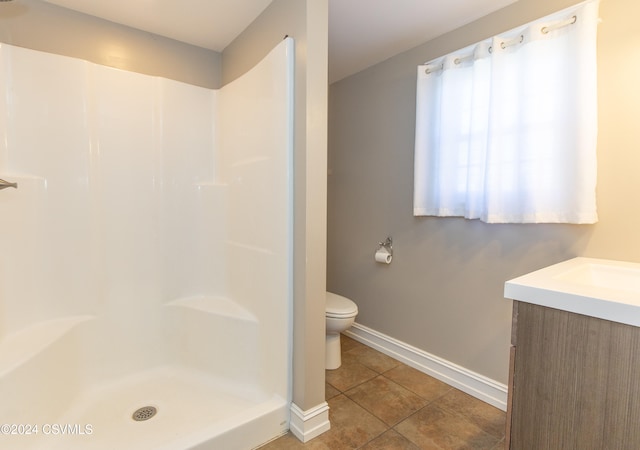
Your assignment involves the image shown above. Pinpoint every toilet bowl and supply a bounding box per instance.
[325,291,358,370]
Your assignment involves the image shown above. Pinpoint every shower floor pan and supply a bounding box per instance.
[0,303,289,450]
[13,365,287,450]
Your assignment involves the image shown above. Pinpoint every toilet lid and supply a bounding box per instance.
[326,292,358,318]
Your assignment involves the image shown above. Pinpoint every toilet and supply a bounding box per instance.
[325,291,358,370]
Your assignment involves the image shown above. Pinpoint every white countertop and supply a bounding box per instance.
[504,257,640,327]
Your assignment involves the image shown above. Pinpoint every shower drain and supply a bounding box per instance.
[132,406,157,421]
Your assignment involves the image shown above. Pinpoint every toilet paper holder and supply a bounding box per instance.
[378,237,393,255]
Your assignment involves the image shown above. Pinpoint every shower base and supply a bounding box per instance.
[0,293,291,449]
[13,365,287,450]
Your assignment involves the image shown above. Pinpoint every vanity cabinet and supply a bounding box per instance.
[506,301,640,449]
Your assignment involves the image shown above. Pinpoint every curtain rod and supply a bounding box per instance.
[422,12,583,66]
[542,15,577,34]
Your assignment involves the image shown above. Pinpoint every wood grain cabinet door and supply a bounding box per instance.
[508,302,640,449]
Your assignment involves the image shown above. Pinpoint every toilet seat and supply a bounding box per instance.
[326,292,358,318]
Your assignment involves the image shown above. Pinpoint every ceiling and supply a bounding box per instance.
[41,0,518,84]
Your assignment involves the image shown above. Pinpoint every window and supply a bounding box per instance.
[413,0,599,223]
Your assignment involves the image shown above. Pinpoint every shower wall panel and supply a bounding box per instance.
[160,80,223,301]
[0,43,222,349]
[217,38,293,396]
[0,39,293,411]
[0,45,94,335]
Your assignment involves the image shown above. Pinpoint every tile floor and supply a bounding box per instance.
[262,335,506,450]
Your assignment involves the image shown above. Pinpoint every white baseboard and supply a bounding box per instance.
[344,323,508,411]
[289,401,330,443]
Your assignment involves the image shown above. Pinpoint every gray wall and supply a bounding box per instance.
[328,0,640,384]
[0,0,221,88]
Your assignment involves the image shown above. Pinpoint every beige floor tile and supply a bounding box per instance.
[384,364,452,401]
[341,335,367,353]
[344,344,402,374]
[326,382,341,400]
[346,375,428,426]
[360,429,421,449]
[395,403,501,450]
[313,394,388,449]
[325,357,378,392]
[268,338,506,450]
[434,389,506,440]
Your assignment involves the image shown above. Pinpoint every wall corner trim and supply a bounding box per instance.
[289,401,331,443]
[345,323,508,411]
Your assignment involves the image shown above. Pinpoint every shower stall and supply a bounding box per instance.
[0,37,293,449]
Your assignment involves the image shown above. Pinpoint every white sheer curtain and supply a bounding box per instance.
[413,0,599,223]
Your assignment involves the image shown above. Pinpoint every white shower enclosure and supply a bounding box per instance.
[0,38,293,449]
